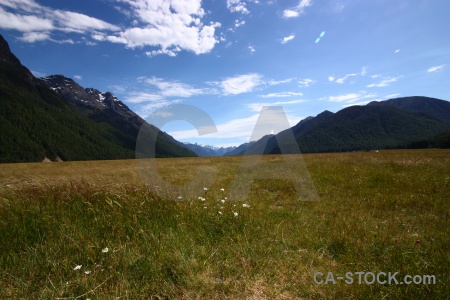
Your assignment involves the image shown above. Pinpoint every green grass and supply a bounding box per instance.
[0,150,449,299]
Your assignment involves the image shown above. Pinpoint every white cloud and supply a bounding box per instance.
[0,7,53,32]
[235,19,245,28]
[219,73,262,95]
[1,0,221,55]
[52,10,119,33]
[136,99,182,118]
[268,78,294,85]
[248,45,255,53]
[73,75,82,80]
[0,0,40,11]
[18,31,50,42]
[298,78,316,87]
[331,67,367,84]
[394,49,400,54]
[366,76,400,88]
[335,73,357,84]
[327,91,377,103]
[427,65,445,73]
[145,48,178,57]
[140,77,206,98]
[328,93,363,102]
[247,99,305,112]
[125,92,163,104]
[123,90,183,118]
[227,0,252,14]
[52,38,75,44]
[360,66,367,76]
[17,31,74,43]
[107,0,220,55]
[282,0,312,19]
[280,34,295,44]
[0,0,119,44]
[109,84,126,93]
[283,9,299,18]
[260,92,303,98]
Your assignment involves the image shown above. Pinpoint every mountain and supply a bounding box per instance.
[368,96,450,122]
[223,142,254,156]
[182,142,237,156]
[40,75,140,121]
[39,74,196,158]
[229,97,450,155]
[293,105,450,153]
[236,110,335,155]
[0,34,195,163]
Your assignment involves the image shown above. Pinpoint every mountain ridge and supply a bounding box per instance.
[226,96,450,155]
[182,142,237,156]
[0,34,196,163]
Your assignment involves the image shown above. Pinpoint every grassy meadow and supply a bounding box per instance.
[0,150,449,299]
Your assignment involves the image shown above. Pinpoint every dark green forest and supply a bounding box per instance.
[232,99,450,155]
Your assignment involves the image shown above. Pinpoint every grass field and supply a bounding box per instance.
[0,150,449,299]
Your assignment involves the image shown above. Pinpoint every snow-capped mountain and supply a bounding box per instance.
[35,73,196,158]
[182,142,237,156]
[39,75,143,125]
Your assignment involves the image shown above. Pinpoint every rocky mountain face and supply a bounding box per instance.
[39,75,144,126]
[0,34,34,82]
[0,35,21,66]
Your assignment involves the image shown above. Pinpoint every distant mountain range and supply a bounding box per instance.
[0,34,195,163]
[224,96,450,155]
[182,143,237,156]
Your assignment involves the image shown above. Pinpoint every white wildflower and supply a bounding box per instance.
[203,187,208,191]
[73,265,82,270]
[84,270,91,274]
[233,212,238,217]
[178,196,182,200]
[218,211,223,215]
[102,247,109,253]
[242,204,250,208]
[220,199,225,203]
[220,188,225,191]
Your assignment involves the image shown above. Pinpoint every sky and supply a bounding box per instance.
[1,0,449,147]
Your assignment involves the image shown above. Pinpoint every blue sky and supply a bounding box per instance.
[1,0,449,147]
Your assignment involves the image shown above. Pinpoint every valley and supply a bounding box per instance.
[0,150,448,298]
